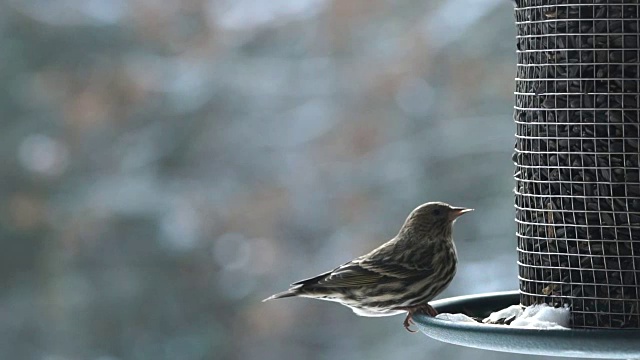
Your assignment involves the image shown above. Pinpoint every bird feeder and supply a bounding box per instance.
[415,1,640,357]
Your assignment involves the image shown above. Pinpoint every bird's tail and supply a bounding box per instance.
[262,287,299,302]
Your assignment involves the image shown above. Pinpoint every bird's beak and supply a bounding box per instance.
[449,207,473,221]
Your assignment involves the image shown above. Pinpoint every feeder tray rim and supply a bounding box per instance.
[414,290,640,359]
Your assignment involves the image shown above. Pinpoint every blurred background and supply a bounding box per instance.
[0,0,554,359]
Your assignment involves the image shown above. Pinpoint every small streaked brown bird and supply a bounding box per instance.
[263,202,472,332]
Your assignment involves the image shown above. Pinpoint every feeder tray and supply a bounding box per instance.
[413,291,640,359]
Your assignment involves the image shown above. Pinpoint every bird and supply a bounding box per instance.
[263,201,473,332]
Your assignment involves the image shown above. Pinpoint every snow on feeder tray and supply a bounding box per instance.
[415,1,640,358]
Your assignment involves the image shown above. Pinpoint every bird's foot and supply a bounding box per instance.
[399,303,438,333]
[403,313,417,333]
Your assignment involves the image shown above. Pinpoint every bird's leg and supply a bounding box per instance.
[422,303,438,316]
[399,303,439,332]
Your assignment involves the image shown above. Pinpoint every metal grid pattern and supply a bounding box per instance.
[514,0,640,328]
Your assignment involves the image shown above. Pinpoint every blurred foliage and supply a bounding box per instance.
[0,0,556,359]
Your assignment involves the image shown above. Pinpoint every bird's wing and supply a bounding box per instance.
[358,259,434,280]
[289,261,379,288]
[291,258,433,288]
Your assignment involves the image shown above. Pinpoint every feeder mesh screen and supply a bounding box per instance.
[514,0,640,328]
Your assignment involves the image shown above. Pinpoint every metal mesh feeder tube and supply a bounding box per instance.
[514,0,640,329]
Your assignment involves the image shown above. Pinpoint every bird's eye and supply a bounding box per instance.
[432,209,442,216]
